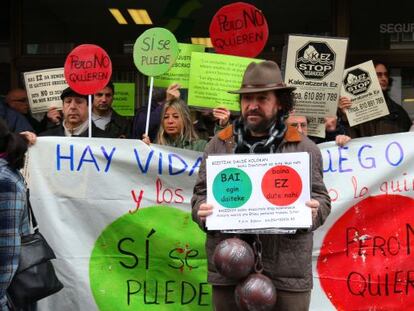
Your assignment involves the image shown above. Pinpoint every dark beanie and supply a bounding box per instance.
[60,87,88,101]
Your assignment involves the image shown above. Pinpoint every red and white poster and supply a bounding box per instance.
[64,44,112,95]
[209,2,268,57]
[313,131,414,310]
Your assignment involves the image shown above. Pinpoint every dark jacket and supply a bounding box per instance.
[345,94,412,138]
[191,125,331,291]
[131,100,163,141]
[39,123,107,137]
[0,101,33,133]
[95,110,132,138]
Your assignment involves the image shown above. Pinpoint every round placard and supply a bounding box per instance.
[261,165,302,206]
[209,2,269,57]
[133,27,179,77]
[64,44,112,95]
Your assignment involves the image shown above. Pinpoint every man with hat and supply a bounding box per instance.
[40,87,105,137]
[191,61,331,310]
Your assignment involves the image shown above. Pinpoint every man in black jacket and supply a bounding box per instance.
[40,87,105,137]
[92,82,131,138]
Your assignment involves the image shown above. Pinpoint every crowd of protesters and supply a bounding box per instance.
[0,58,413,311]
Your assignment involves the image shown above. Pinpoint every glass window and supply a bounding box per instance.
[20,0,332,55]
[350,0,414,50]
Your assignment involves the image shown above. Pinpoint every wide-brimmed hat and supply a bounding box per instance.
[228,61,295,94]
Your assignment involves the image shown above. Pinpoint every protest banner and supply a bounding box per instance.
[206,152,311,230]
[284,35,348,137]
[112,82,135,117]
[153,43,205,89]
[23,68,68,113]
[28,132,414,310]
[209,2,268,57]
[341,60,389,126]
[29,138,209,311]
[188,52,260,111]
[313,132,414,310]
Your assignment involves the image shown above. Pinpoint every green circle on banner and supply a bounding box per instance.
[212,168,252,208]
[90,206,211,310]
[133,28,179,77]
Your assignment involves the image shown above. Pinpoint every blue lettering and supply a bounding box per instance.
[168,153,188,176]
[386,142,404,166]
[134,149,154,173]
[323,149,337,173]
[101,147,116,172]
[77,145,100,171]
[358,144,375,169]
[189,156,203,176]
[56,144,74,171]
[158,152,163,175]
[338,146,352,173]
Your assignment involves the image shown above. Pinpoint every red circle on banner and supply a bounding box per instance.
[261,165,302,206]
[209,2,268,57]
[318,195,414,310]
[64,44,112,95]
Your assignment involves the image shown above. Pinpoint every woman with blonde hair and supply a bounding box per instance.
[143,99,208,152]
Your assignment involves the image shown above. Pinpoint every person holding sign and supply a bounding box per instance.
[142,98,207,152]
[92,82,131,138]
[40,87,105,137]
[132,83,181,141]
[191,61,331,310]
[194,108,233,141]
[339,61,412,138]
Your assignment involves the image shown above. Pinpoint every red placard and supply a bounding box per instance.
[64,44,112,95]
[318,195,414,310]
[209,2,268,57]
[261,165,303,206]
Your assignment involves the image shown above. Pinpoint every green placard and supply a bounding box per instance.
[153,43,205,89]
[112,83,135,117]
[188,52,261,112]
[133,28,179,77]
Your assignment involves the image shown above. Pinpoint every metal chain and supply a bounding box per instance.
[253,234,264,273]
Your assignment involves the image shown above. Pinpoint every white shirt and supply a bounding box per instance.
[92,112,112,130]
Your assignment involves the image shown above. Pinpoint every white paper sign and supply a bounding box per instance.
[23,68,68,113]
[284,35,348,137]
[205,152,311,230]
[341,60,389,126]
